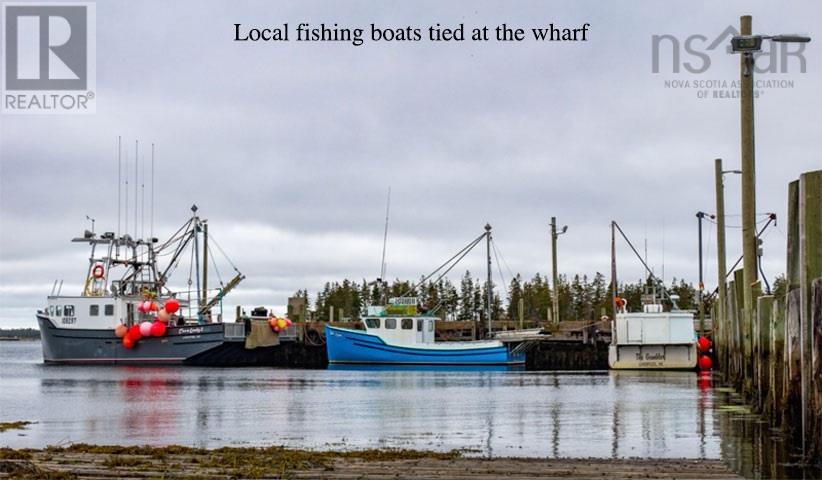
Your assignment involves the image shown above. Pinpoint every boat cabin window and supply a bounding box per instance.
[64,305,74,317]
[416,319,423,332]
[89,305,99,316]
[401,318,413,330]
[49,305,55,316]
[365,318,380,329]
[427,320,434,332]
[385,318,396,329]
[55,305,63,316]
[104,304,114,316]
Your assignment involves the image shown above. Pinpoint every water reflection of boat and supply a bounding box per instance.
[326,300,525,366]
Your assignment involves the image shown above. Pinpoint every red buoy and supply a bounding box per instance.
[698,355,713,371]
[697,336,711,353]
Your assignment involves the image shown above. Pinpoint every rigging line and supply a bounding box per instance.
[155,217,194,252]
[206,231,241,273]
[400,232,486,297]
[433,236,485,285]
[490,239,507,294]
[491,238,515,280]
[207,243,224,286]
[612,222,660,286]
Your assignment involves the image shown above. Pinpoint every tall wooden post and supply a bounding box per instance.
[798,170,822,453]
[784,180,802,437]
[715,159,728,371]
[739,14,758,397]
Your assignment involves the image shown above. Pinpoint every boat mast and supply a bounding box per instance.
[611,221,618,344]
[485,223,492,335]
[202,219,209,317]
[192,205,201,320]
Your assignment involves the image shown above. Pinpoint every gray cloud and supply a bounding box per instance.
[1,0,819,327]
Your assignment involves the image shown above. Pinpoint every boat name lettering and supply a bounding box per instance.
[178,327,204,334]
[61,317,77,325]
[635,352,665,361]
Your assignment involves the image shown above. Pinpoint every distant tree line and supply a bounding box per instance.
[0,328,40,339]
[296,271,724,322]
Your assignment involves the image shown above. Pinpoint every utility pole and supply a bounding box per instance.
[550,217,567,324]
[551,217,559,324]
[485,223,493,335]
[696,212,706,335]
[739,15,757,377]
[715,159,728,367]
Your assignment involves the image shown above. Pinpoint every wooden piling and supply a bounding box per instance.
[798,170,822,453]
[756,295,773,413]
[811,279,822,462]
[770,296,785,426]
[725,275,741,382]
[783,288,802,438]
[735,269,748,387]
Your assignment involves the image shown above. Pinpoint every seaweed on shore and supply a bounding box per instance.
[0,421,34,433]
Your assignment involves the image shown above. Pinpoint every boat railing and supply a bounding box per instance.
[223,322,245,340]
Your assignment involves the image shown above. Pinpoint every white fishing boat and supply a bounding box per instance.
[608,287,698,370]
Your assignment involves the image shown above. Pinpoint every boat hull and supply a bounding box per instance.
[38,314,234,365]
[608,343,698,370]
[325,325,524,365]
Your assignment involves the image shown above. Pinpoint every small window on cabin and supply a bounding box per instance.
[385,318,397,329]
[64,305,75,317]
[401,318,413,330]
[49,305,55,316]
[416,319,423,332]
[365,318,380,329]
[104,304,114,316]
[427,320,434,332]
[89,305,99,316]
[55,305,63,316]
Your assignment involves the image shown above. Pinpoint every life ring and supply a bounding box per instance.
[92,265,105,279]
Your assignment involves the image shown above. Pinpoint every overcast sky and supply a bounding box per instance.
[1,0,820,328]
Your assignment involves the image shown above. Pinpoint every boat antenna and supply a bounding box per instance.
[134,140,139,240]
[151,143,155,239]
[117,136,121,239]
[379,187,391,301]
[141,146,145,242]
[124,148,129,240]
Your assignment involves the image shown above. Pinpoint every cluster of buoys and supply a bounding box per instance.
[697,336,713,371]
[268,316,293,333]
[116,298,181,349]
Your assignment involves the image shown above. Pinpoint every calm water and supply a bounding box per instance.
[0,341,813,478]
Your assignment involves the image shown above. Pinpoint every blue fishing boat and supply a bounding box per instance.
[325,302,525,366]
